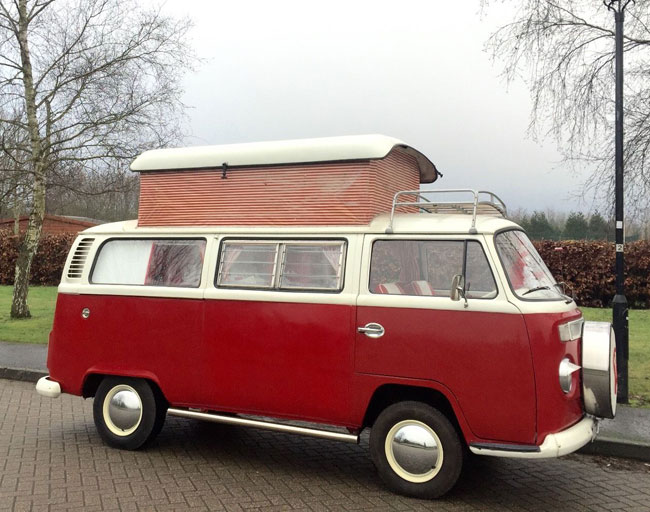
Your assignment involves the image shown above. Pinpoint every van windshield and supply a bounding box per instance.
[495,230,565,301]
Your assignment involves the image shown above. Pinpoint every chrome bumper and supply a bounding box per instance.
[36,376,61,398]
[470,416,597,459]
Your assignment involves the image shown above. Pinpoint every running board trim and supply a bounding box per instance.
[167,407,360,444]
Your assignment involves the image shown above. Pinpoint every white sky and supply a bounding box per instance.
[157,0,602,213]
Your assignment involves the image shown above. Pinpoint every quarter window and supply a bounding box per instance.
[91,239,206,287]
[217,240,346,291]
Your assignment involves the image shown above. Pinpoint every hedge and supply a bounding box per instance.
[1,231,648,308]
[535,240,650,308]
[0,232,75,286]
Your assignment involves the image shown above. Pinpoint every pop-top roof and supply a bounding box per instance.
[130,134,440,184]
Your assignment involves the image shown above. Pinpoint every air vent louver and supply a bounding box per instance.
[67,238,95,279]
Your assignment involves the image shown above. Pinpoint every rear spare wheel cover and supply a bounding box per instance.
[582,321,617,419]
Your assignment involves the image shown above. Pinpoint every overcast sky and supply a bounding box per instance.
[157,0,603,214]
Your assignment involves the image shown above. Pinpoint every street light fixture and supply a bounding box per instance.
[604,0,632,404]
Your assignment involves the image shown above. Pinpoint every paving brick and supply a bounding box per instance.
[2,379,650,511]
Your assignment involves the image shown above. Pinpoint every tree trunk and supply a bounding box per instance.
[11,0,46,319]
[10,168,45,318]
[12,195,20,236]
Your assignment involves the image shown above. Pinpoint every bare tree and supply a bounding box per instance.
[0,0,194,317]
[482,1,650,215]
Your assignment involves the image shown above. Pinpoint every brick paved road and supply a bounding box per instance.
[1,379,649,512]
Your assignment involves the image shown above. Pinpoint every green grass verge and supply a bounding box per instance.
[0,286,648,405]
[0,285,57,344]
[582,307,650,408]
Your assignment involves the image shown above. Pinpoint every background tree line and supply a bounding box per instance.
[508,209,650,241]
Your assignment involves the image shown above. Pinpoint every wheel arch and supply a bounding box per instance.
[82,371,167,406]
[362,383,468,443]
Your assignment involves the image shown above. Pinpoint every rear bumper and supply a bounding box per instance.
[470,416,597,459]
[36,376,61,398]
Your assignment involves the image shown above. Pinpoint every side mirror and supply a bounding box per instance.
[450,274,465,302]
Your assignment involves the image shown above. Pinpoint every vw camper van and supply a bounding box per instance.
[37,135,617,498]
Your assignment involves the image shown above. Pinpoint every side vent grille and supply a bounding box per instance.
[67,238,95,279]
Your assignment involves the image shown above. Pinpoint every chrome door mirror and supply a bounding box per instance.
[450,274,464,301]
[450,274,468,308]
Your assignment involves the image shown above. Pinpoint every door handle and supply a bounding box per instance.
[357,322,385,339]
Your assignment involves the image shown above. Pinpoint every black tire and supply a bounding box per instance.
[369,401,463,499]
[93,376,167,450]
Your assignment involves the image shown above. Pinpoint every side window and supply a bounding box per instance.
[217,240,346,292]
[369,239,497,299]
[91,239,206,287]
[280,243,345,290]
[219,243,278,288]
[370,240,463,297]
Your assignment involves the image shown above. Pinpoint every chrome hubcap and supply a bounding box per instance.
[103,385,142,436]
[385,420,443,483]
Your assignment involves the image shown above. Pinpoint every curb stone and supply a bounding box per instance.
[0,367,47,383]
[579,437,650,462]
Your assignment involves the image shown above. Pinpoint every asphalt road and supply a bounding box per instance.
[1,378,649,511]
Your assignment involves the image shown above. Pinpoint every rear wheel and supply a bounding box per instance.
[369,401,463,499]
[93,376,167,450]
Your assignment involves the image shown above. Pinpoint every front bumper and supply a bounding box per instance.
[470,416,598,459]
[36,376,61,398]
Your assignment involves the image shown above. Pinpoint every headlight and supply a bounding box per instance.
[559,357,581,394]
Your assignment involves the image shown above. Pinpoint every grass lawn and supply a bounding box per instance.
[0,285,648,405]
[0,285,57,344]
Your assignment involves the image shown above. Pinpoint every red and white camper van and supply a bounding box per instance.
[37,135,617,498]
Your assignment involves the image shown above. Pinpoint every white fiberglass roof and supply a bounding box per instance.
[130,134,440,183]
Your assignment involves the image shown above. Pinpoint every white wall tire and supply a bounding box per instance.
[370,401,463,499]
[93,377,167,450]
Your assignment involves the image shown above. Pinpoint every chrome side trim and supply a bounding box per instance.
[167,408,359,444]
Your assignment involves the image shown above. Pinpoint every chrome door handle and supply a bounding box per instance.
[357,322,385,338]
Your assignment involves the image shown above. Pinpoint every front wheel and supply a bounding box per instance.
[369,401,463,499]
[93,376,167,450]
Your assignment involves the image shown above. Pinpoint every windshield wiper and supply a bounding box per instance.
[522,286,551,296]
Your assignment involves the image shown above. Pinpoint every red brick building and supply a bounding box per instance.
[0,214,100,235]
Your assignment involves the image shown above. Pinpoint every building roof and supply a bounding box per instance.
[0,214,101,228]
[130,134,440,184]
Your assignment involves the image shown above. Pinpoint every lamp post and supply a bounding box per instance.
[604,0,632,404]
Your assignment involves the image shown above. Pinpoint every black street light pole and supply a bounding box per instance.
[605,0,631,404]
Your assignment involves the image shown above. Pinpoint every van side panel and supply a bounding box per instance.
[202,300,354,426]
[355,306,536,444]
[48,293,205,404]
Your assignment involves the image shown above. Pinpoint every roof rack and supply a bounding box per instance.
[386,189,507,234]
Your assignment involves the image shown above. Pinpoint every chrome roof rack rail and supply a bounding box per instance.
[385,189,507,234]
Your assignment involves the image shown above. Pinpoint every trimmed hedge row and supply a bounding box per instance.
[1,231,648,308]
[0,232,75,286]
[535,240,650,308]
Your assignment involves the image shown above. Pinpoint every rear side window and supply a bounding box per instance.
[91,239,206,288]
[369,239,497,299]
[217,240,346,291]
